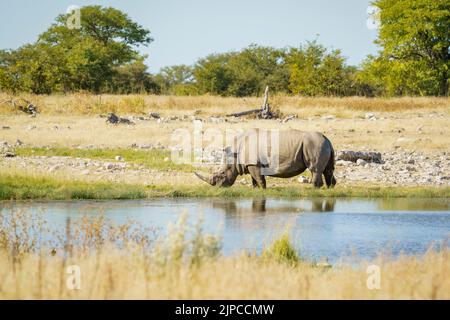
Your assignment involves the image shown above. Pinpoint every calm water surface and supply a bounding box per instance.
[2,198,449,262]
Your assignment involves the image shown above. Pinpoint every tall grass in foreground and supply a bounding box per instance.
[0,206,448,299]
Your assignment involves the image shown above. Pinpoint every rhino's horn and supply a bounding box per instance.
[195,172,213,185]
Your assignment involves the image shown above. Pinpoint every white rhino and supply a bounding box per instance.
[195,129,336,189]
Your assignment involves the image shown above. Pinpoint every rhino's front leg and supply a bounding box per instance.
[248,166,267,189]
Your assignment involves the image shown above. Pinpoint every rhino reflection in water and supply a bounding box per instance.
[195,129,336,189]
[212,198,336,215]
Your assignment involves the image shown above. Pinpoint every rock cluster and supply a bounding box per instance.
[1,147,448,187]
[105,113,134,125]
[0,142,15,158]
[337,150,382,164]
[335,150,449,186]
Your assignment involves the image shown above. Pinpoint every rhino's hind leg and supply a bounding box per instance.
[248,166,267,189]
[311,171,324,188]
[324,170,336,188]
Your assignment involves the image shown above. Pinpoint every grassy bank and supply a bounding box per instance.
[0,174,147,200]
[1,173,449,200]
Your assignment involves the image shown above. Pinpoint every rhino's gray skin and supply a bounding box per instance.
[195,129,336,189]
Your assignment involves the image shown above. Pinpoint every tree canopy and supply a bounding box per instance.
[360,0,449,96]
[0,2,448,96]
[0,5,154,94]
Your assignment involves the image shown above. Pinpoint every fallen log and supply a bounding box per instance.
[227,109,261,117]
[337,150,382,163]
[226,86,277,119]
[1,98,38,115]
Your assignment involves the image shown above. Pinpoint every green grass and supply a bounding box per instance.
[0,174,146,200]
[15,147,195,172]
[1,173,449,200]
[148,184,450,198]
[262,233,299,265]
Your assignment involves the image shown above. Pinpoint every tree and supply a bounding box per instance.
[358,55,440,96]
[42,6,152,93]
[226,45,289,96]
[108,57,160,94]
[193,53,233,95]
[191,45,289,97]
[156,65,197,94]
[287,42,355,96]
[373,0,450,96]
[0,44,68,94]
[0,5,152,94]
[0,49,23,93]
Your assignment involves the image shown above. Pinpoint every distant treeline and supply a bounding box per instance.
[0,1,448,97]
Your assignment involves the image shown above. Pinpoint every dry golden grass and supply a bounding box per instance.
[1,93,449,117]
[0,207,448,299]
[1,94,448,152]
[1,241,448,299]
[0,112,448,151]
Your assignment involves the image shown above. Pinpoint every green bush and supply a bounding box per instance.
[262,233,299,265]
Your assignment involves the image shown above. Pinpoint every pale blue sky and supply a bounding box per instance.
[0,0,379,72]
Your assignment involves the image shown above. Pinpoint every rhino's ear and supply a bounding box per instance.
[222,147,233,164]
[223,146,233,155]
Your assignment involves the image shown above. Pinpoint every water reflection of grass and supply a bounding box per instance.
[0,207,448,299]
[378,198,450,211]
[1,173,449,200]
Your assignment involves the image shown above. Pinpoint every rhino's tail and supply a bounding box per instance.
[324,143,336,187]
[326,146,335,171]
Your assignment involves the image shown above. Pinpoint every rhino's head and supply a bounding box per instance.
[195,148,239,187]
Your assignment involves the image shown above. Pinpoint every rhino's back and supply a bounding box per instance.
[237,129,305,170]
[236,129,328,175]
[275,130,331,173]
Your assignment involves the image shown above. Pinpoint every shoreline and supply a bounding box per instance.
[1,173,449,200]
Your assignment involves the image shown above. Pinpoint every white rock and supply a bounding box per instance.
[336,160,352,166]
[365,112,376,120]
[356,159,367,166]
[115,156,124,161]
[297,176,309,183]
[48,165,60,172]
